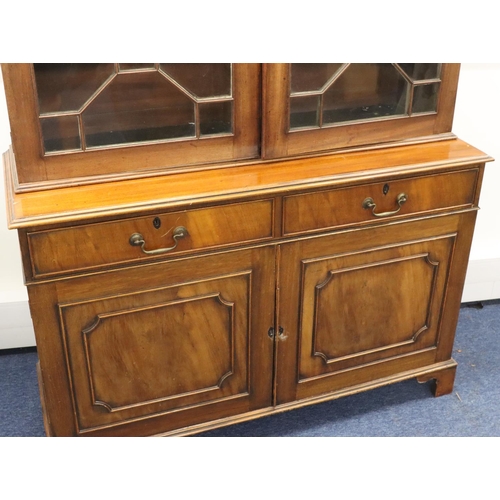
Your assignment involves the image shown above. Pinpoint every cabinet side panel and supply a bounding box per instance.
[434,211,478,361]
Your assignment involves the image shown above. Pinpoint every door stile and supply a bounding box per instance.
[271,244,282,407]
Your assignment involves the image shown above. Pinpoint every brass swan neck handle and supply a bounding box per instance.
[129,226,189,255]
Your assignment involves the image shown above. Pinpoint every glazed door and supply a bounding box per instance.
[262,63,460,159]
[2,63,261,191]
[275,214,474,405]
[31,246,275,436]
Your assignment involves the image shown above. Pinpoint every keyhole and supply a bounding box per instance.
[153,217,161,229]
[383,183,390,195]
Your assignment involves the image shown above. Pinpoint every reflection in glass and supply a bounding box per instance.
[34,64,114,113]
[290,95,320,128]
[82,72,195,147]
[288,63,442,131]
[40,115,81,152]
[398,63,440,81]
[412,83,440,114]
[323,64,408,124]
[199,101,232,136]
[160,64,231,98]
[291,64,344,93]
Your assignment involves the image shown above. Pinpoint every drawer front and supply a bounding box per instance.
[28,199,274,278]
[283,168,479,235]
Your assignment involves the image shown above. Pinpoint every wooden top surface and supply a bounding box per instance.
[3,138,493,229]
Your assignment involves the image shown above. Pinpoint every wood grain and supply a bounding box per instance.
[4,138,492,228]
[275,212,478,405]
[29,246,276,436]
[283,168,480,235]
[27,199,274,278]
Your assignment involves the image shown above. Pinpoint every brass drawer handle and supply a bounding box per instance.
[129,226,189,255]
[362,193,408,218]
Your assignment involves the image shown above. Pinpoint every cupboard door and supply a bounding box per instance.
[30,247,275,436]
[2,63,261,191]
[275,213,476,405]
[262,63,460,159]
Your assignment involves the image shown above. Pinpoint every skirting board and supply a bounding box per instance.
[1,258,500,350]
[461,258,500,303]
[0,301,35,349]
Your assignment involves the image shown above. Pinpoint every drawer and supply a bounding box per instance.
[27,199,274,278]
[283,168,480,236]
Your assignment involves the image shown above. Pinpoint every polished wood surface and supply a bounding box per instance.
[276,213,475,404]
[417,363,457,397]
[29,246,276,436]
[27,199,274,278]
[4,138,491,228]
[283,167,480,235]
[19,156,485,435]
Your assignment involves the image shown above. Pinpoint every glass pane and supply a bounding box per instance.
[119,64,155,71]
[199,101,232,136]
[290,95,320,128]
[412,83,440,114]
[323,64,409,124]
[40,115,81,153]
[160,64,231,98]
[82,72,195,148]
[34,64,114,113]
[34,64,236,153]
[291,63,344,93]
[398,63,440,81]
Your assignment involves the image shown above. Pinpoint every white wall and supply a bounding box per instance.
[0,71,27,302]
[0,64,499,349]
[0,70,34,348]
[452,64,500,301]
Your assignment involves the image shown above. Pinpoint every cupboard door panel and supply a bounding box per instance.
[31,247,275,436]
[60,274,250,430]
[297,237,453,380]
[276,213,475,404]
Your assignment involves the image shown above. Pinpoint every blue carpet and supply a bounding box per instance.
[0,348,44,437]
[1,302,499,437]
